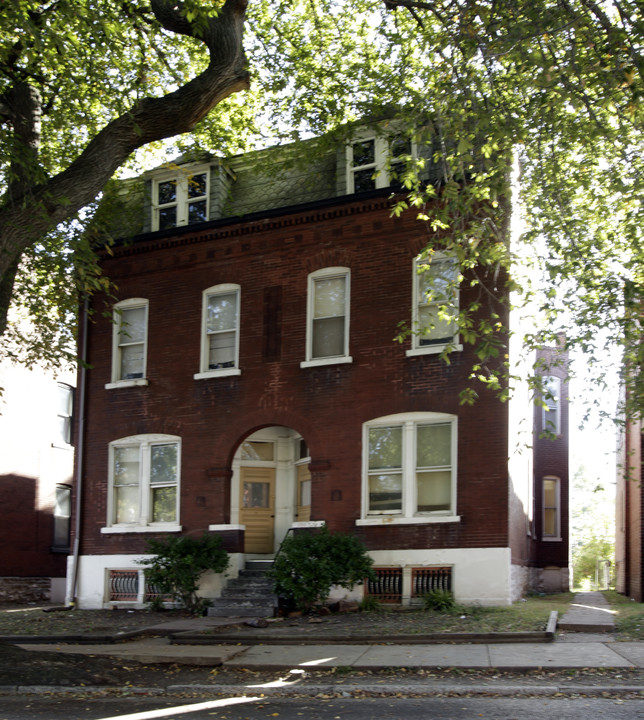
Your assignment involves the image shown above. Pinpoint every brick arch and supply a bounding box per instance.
[215,408,329,469]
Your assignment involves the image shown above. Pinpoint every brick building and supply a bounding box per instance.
[68,129,569,608]
[0,360,74,603]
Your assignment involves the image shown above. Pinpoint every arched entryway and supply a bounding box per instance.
[229,426,311,556]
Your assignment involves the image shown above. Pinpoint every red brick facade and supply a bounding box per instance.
[77,194,511,558]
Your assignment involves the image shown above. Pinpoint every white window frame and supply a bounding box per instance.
[407,254,463,357]
[357,412,460,527]
[54,382,74,448]
[542,376,561,435]
[542,475,561,541]
[151,165,210,231]
[103,434,182,533]
[301,267,352,368]
[346,133,416,194]
[106,298,149,389]
[194,283,242,380]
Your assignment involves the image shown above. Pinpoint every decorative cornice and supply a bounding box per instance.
[106,194,396,259]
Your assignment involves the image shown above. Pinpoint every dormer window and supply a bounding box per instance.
[152,168,209,231]
[346,135,412,193]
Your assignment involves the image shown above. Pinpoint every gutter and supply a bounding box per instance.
[68,295,89,608]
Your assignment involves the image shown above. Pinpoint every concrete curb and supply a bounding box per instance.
[170,631,555,645]
[0,682,643,698]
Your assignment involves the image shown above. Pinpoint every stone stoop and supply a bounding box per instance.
[207,560,278,618]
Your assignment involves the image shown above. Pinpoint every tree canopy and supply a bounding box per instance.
[1,0,642,414]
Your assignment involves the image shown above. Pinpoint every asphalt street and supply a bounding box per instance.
[0,694,642,720]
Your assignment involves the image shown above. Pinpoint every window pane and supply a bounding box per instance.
[152,486,176,523]
[352,140,375,167]
[188,173,207,198]
[418,259,457,304]
[207,293,237,332]
[300,479,312,506]
[157,180,176,204]
[55,485,71,517]
[418,306,456,345]
[417,470,451,512]
[188,200,207,224]
[150,444,177,485]
[369,426,402,469]
[119,307,146,344]
[353,168,376,192]
[57,384,73,415]
[312,316,345,357]
[544,508,557,536]
[242,481,270,508]
[114,447,139,486]
[240,441,274,461]
[57,416,71,445]
[158,206,177,230]
[369,472,402,512]
[114,485,139,524]
[390,135,411,159]
[314,277,345,318]
[417,423,452,467]
[208,331,235,368]
[544,478,557,506]
[120,344,144,379]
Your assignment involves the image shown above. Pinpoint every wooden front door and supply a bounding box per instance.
[296,463,311,522]
[240,466,275,553]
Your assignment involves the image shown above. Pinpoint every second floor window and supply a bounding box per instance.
[55,383,74,446]
[302,267,351,366]
[111,299,148,384]
[542,376,561,435]
[196,284,241,378]
[152,169,209,231]
[408,254,461,355]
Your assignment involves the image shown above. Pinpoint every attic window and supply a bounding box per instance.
[152,168,209,231]
[347,135,412,193]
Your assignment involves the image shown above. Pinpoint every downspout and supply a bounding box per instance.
[68,295,89,608]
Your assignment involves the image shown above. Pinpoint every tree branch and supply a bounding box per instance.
[0,0,250,332]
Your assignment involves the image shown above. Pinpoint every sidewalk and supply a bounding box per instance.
[13,591,644,672]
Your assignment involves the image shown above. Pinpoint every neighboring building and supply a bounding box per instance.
[0,360,75,603]
[530,345,570,592]
[616,406,643,600]
[68,128,570,609]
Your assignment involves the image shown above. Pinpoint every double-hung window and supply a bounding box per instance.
[347,134,413,193]
[152,167,209,231]
[195,284,241,379]
[301,267,351,367]
[55,383,74,446]
[107,299,148,388]
[105,435,181,531]
[407,254,462,356]
[542,376,561,435]
[542,476,561,540]
[358,413,458,526]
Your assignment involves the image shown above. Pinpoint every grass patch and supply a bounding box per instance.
[414,592,574,633]
[603,590,644,641]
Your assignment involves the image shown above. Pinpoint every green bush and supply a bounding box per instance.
[138,533,229,614]
[270,526,375,612]
[422,589,456,612]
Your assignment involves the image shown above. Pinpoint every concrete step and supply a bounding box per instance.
[206,559,277,618]
[207,600,276,617]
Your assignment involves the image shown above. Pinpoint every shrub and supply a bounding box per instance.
[138,533,229,614]
[422,589,456,613]
[270,526,375,612]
